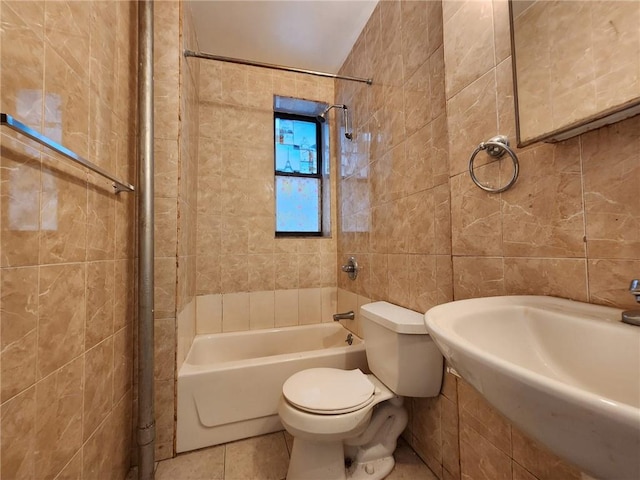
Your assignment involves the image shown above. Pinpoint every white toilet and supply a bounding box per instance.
[278,301,444,480]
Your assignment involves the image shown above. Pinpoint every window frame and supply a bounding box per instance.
[273,111,324,237]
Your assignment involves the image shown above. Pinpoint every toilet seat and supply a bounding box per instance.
[283,368,376,415]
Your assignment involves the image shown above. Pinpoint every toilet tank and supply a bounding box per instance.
[360,302,443,397]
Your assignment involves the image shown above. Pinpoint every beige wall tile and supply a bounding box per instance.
[82,408,116,478]
[492,0,511,64]
[334,0,640,478]
[248,215,275,254]
[113,324,133,405]
[154,378,176,462]
[458,379,511,455]
[85,260,115,349]
[404,60,431,138]
[220,254,249,293]
[177,298,196,369]
[441,395,460,480]
[114,259,135,330]
[155,138,180,198]
[504,257,589,302]
[1,266,38,402]
[588,259,640,310]
[155,256,177,318]
[83,338,114,441]
[501,140,585,258]
[298,253,322,288]
[39,159,88,264]
[450,169,503,257]
[275,289,299,327]
[299,287,322,325]
[1,386,36,479]
[154,317,176,382]
[459,419,511,480]
[400,0,429,82]
[0,138,42,267]
[274,253,299,291]
[43,43,90,158]
[248,254,276,292]
[337,288,358,334]
[512,426,582,480]
[249,290,275,330]
[408,254,437,313]
[156,197,179,257]
[0,1,44,132]
[354,294,372,338]
[35,357,83,479]
[412,396,442,475]
[37,263,85,378]
[443,0,495,99]
[55,449,82,480]
[222,292,250,332]
[436,255,454,305]
[582,115,640,260]
[196,293,223,334]
[44,2,92,79]
[197,254,221,295]
[512,461,538,480]
[447,71,499,177]
[196,60,336,304]
[1,0,137,474]
[321,286,338,323]
[388,253,411,308]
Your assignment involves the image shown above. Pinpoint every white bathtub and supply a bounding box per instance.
[177,322,368,452]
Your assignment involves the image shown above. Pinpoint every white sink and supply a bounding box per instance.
[424,296,640,480]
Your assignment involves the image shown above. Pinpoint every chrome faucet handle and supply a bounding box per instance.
[630,279,640,302]
[622,279,640,326]
[341,257,359,280]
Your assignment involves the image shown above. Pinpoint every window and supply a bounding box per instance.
[274,112,323,236]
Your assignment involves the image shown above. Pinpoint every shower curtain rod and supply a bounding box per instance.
[184,49,373,85]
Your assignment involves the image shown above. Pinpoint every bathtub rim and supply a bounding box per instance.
[180,323,364,375]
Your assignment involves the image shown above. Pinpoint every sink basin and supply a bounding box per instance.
[424,296,640,480]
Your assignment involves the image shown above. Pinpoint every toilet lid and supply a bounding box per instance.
[283,368,375,415]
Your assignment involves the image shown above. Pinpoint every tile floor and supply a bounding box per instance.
[128,431,437,480]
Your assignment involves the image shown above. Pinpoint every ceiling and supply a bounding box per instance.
[187,1,379,74]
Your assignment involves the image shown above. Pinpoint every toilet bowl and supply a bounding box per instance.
[278,301,444,480]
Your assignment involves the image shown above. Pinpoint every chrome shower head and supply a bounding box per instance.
[316,104,353,140]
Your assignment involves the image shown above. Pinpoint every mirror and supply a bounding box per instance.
[510,1,640,146]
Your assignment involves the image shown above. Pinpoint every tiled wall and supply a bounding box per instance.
[195,288,338,334]
[336,1,639,480]
[0,1,137,478]
[334,1,456,477]
[195,60,338,330]
[152,0,199,461]
[335,0,452,317]
[443,0,639,313]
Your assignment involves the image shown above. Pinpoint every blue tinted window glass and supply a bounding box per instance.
[275,176,320,232]
[275,118,317,174]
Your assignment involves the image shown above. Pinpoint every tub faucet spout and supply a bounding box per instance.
[333,311,355,321]
[622,279,640,326]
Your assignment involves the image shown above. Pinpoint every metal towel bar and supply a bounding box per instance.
[1,113,135,194]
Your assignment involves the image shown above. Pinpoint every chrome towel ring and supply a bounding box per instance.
[468,135,519,193]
